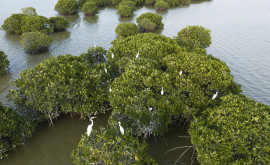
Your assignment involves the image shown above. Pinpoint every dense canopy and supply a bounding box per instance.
[0,50,9,76]
[8,55,111,122]
[0,102,34,159]
[190,94,270,164]
[71,127,157,164]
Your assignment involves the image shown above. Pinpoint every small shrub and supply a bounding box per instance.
[117,2,135,17]
[82,1,98,15]
[20,32,53,54]
[55,0,79,15]
[21,7,37,16]
[49,17,70,32]
[136,12,163,32]
[1,14,27,34]
[154,0,169,11]
[175,25,211,50]
[115,23,139,37]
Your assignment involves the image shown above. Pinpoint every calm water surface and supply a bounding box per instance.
[0,0,270,164]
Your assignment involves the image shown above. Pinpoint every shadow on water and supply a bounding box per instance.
[0,112,111,165]
[148,123,198,165]
[118,16,134,22]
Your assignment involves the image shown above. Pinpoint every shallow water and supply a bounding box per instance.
[0,0,270,164]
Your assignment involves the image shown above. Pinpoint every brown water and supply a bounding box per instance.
[0,0,270,164]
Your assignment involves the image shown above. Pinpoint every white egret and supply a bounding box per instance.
[149,107,153,112]
[112,53,114,59]
[87,117,97,137]
[104,68,107,74]
[179,71,182,76]
[109,86,112,92]
[161,87,164,95]
[94,42,96,48]
[212,91,218,100]
[135,50,140,59]
[118,121,124,135]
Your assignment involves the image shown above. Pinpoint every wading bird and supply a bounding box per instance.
[118,121,124,135]
[104,68,107,74]
[109,86,112,92]
[179,71,182,76]
[135,50,140,59]
[112,53,114,59]
[87,117,97,137]
[212,91,218,100]
[94,42,96,48]
[161,87,164,95]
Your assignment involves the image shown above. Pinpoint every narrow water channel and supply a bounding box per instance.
[0,0,270,164]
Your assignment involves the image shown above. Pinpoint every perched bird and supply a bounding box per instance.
[118,121,124,135]
[109,86,112,92]
[149,107,153,112]
[104,68,107,74]
[212,91,218,100]
[135,50,140,59]
[94,42,97,48]
[87,117,97,137]
[179,71,182,76]
[161,87,164,95]
[112,53,114,59]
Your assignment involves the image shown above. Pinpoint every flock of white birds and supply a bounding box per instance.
[87,49,218,137]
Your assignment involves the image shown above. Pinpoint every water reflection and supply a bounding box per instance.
[62,14,80,27]
[83,15,99,24]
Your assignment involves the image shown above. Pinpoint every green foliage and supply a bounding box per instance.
[178,0,191,5]
[107,33,240,137]
[80,46,107,64]
[0,50,9,76]
[0,102,34,159]
[115,23,139,38]
[145,0,156,6]
[122,0,144,6]
[165,0,179,6]
[108,33,180,67]
[49,17,70,32]
[163,52,241,117]
[20,32,53,54]
[21,15,53,34]
[111,0,121,5]
[8,55,111,122]
[1,14,27,34]
[21,7,37,16]
[136,12,164,32]
[117,1,135,17]
[82,1,98,15]
[77,0,87,7]
[154,0,169,11]
[86,0,111,7]
[109,59,179,137]
[190,94,270,164]
[175,25,211,50]
[55,0,79,15]
[71,126,157,164]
